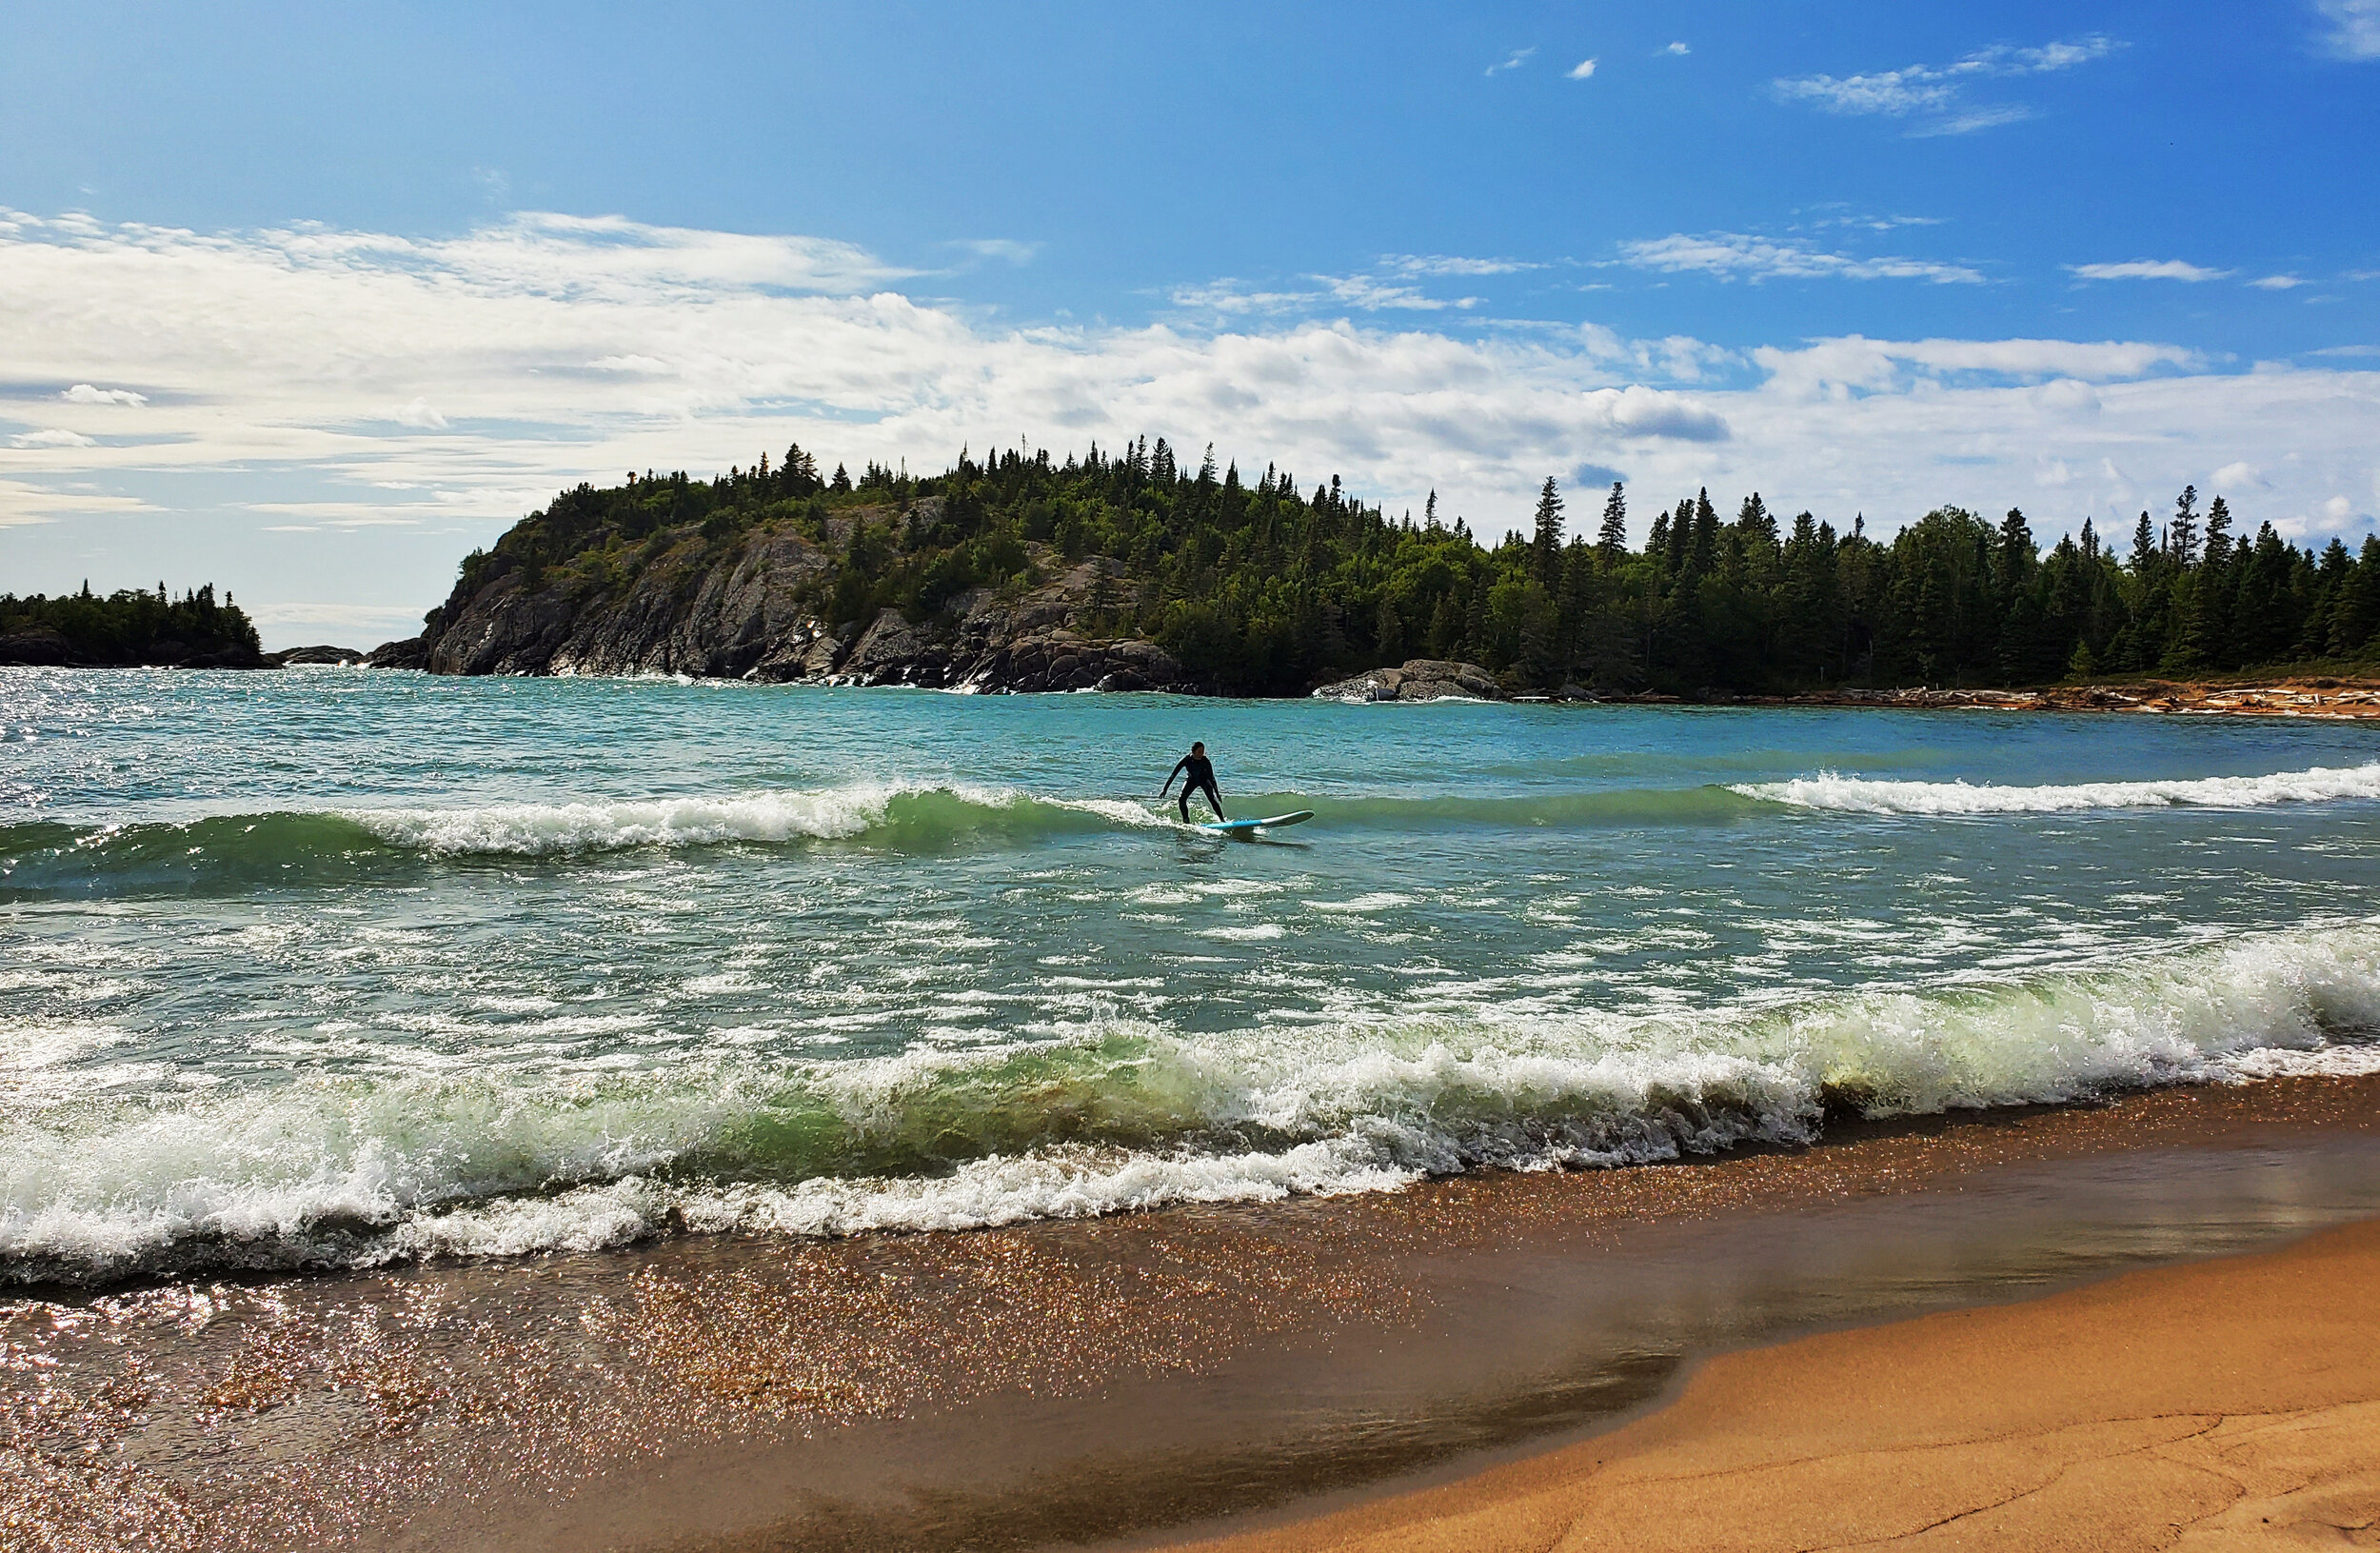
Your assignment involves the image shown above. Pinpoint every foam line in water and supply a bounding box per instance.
[6,921,2379,1284]
[1736,761,2380,815]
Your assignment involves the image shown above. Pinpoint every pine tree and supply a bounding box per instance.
[2169,486,2200,570]
[1597,482,1628,565]
[1531,477,1564,586]
[2203,495,2232,570]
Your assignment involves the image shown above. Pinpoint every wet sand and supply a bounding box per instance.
[6,1075,2379,1552]
[1160,1217,2380,1553]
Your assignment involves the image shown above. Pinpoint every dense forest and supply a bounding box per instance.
[0,583,261,667]
[454,437,2380,697]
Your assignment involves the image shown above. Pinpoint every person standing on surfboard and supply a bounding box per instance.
[1159,742,1226,824]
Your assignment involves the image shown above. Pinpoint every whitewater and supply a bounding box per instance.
[6,666,2380,1284]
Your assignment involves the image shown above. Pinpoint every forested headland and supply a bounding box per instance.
[0,584,262,667]
[438,435,2380,697]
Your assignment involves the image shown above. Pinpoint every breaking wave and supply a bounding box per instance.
[0,786,1180,895]
[7,922,2377,1284]
[1737,761,2380,815]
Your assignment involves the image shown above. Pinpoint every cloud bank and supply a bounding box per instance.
[1,208,2374,625]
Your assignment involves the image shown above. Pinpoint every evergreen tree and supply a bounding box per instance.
[1531,476,1564,587]
[1597,482,1628,565]
[2169,486,2200,570]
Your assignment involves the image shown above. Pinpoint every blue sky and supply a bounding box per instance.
[3,1,2376,645]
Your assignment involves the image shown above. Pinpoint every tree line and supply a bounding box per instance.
[0,583,261,666]
[455,437,2380,696]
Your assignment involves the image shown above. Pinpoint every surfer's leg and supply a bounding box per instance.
[1179,790,1192,823]
[1197,780,1225,820]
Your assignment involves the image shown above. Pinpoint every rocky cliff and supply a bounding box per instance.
[394,504,1203,693]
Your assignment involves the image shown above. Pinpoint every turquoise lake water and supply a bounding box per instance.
[5,667,2380,1284]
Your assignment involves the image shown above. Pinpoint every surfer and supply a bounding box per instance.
[1159,742,1226,824]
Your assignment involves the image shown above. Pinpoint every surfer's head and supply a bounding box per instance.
[1191,742,1205,755]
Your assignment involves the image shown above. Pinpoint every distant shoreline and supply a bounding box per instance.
[1596,674,2380,719]
[23,652,2380,722]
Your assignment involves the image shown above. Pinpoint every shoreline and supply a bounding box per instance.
[21,656,2380,721]
[8,1075,2380,1551]
[1157,1216,2380,1553]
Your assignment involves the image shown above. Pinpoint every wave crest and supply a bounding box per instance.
[1737,761,2380,815]
[6,923,2377,1284]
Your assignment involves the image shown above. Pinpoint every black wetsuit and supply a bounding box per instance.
[1163,753,1225,822]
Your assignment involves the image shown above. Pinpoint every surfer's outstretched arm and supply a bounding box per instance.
[1158,757,1189,799]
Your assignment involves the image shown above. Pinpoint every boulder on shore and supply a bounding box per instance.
[0,627,78,667]
[363,636,429,669]
[1311,659,1505,703]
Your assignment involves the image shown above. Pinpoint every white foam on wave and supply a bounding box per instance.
[9,922,2380,1281]
[1305,893,1417,914]
[1737,761,2380,816]
[345,782,1168,856]
[352,787,905,853]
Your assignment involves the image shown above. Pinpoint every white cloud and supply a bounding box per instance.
[1382,254,1539,277]
[2212,461,2268,488]
[2067,258,2235,282]
[1485,47,1536,75]
[1620,232,1985,285]
[2314,0,2380,59]
[1660,42,1690,56]
[1318,275,1478,311]
[1590,384,1728,441]
[1566,58,1597,80]
[10,428,98,448]
[62,383,147,407]
[1913,104,2037,136]
[952,238,1041,266]
[1749,335,2197,404]
[1776,69,1958,117]
[2250,273,2308,289]
[392,397,449,429]
[1174,259,1514,315]
[1774,34,2120,133]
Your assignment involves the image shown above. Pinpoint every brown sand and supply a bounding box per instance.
[1167,1218,2380,1553]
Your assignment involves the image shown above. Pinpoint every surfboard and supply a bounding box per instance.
[1197,810,1315,836]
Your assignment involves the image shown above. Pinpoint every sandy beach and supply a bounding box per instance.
[1161,1216,2380,1553]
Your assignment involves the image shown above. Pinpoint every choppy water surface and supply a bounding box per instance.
[4,667,2379,1283]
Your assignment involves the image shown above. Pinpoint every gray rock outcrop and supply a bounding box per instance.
[1311,659,1506,702]
[380,516,1200,693]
